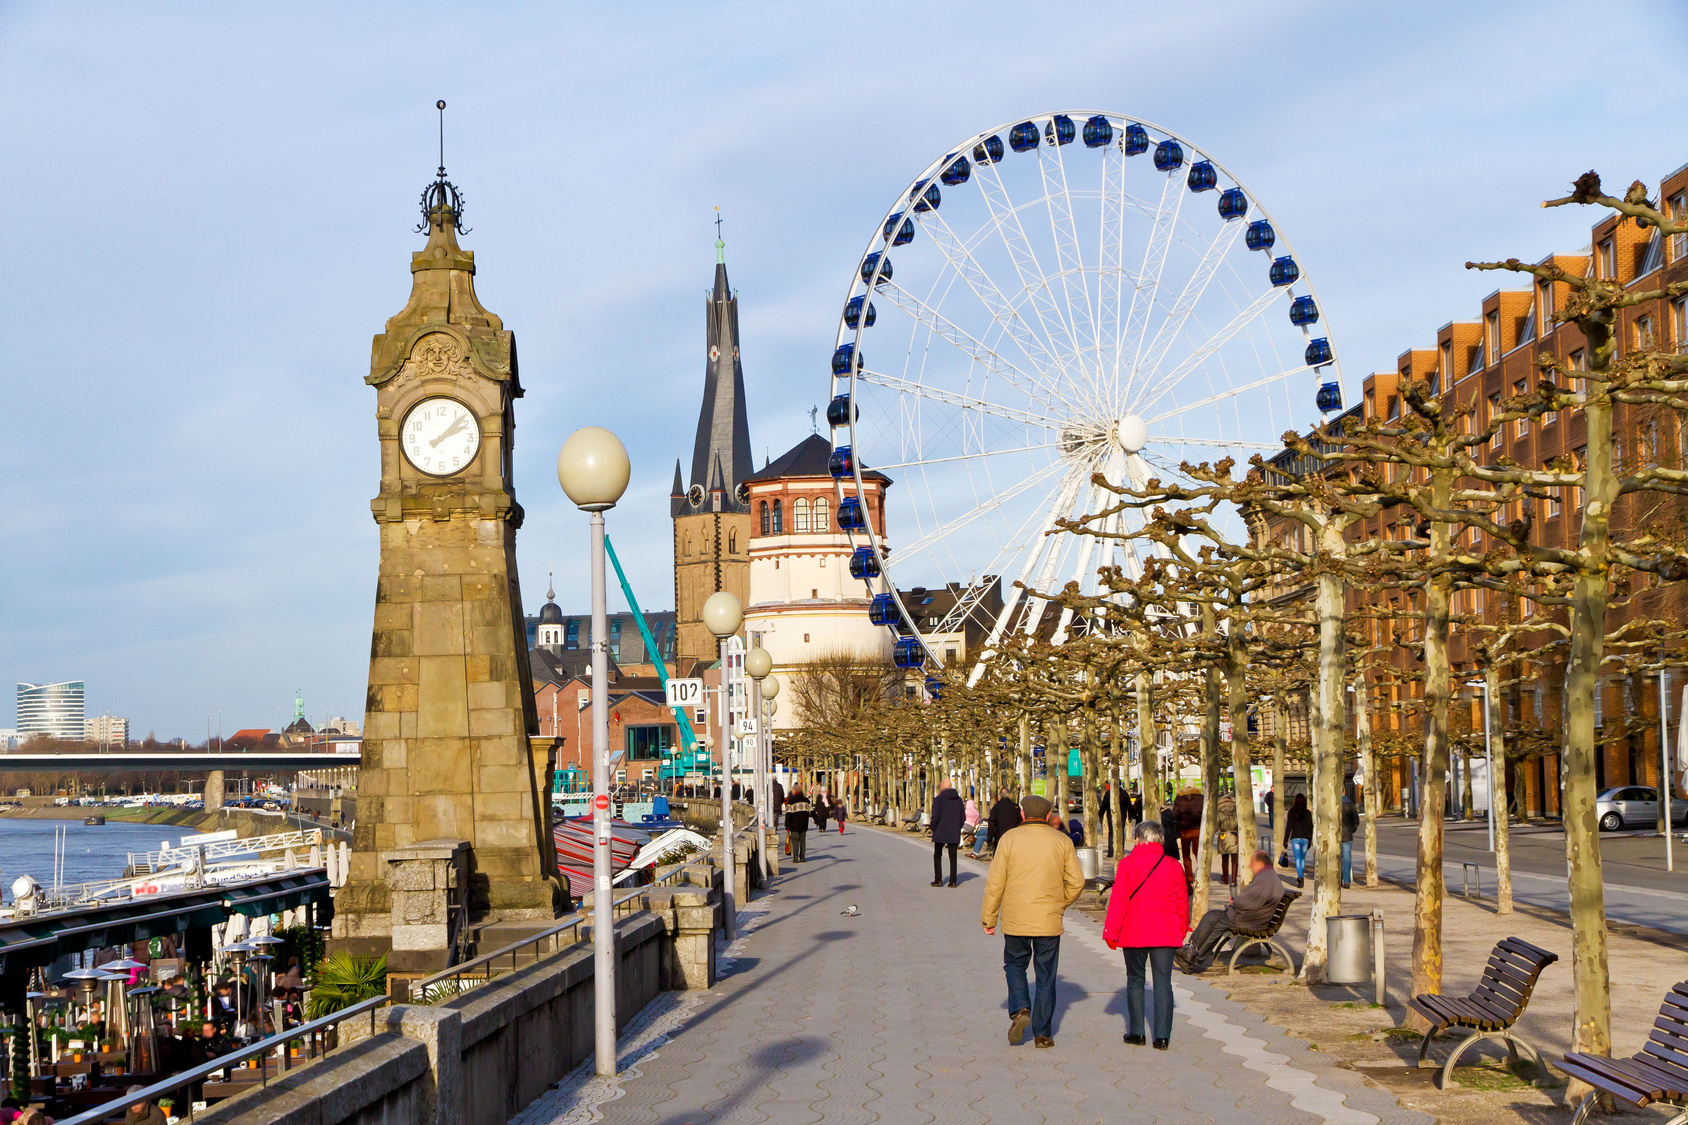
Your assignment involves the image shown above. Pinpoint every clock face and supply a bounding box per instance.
[401,397,481,476]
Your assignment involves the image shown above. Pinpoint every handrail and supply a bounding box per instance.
[56,994,391,1125]
[409,827,753,1004]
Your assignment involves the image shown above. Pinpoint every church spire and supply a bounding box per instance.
[686,224,753,514]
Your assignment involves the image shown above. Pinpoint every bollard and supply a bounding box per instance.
[1370,909,1386,1007]
[1462,862,1481,899]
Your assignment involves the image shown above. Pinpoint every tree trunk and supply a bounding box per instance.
[1081,682,1101,850]
[1488,663,1513,914]
[1111,728,1126,856]
[1411,472,1454,1018]
[1356,676,1379,887]
[1019,712,1033,803]
[1564,389,1614,1076]
[1303,537,1348,983]
[1195,607,1223,921]
[1227,623,1259,882]
[1271,708,1289,868]
[1138,671,1160,824]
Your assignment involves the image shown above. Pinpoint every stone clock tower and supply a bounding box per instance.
[332,166,561,969]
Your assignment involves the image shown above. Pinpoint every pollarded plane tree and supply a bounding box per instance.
[1078,454,1387,980]
[1458,171,1688,1070]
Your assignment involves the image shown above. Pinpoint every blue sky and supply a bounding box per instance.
[3,2,1685,740]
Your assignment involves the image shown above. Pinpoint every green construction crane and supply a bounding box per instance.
[602,534,701,765]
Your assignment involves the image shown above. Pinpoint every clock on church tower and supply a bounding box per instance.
[331,157,563,970]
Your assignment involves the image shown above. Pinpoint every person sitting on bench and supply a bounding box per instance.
[1177,849,1283,973]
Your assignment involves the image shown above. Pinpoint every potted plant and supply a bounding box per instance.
[158,1096,176,1124]
[304,953,387,1020]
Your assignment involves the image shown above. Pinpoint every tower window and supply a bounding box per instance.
[793,498,811,533]
[814,496,829,531]
[728,529,738,553]
[684,534,693,557]
[772,500,783,534]
[759,500,769,535]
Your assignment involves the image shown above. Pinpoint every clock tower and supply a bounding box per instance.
[333,159,562,968]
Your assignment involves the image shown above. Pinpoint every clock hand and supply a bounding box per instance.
[429,416,470,448]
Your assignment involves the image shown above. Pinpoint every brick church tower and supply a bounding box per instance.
[672,236,753,672]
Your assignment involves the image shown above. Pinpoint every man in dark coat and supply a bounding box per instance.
[986,788,1022,852]
[930,779,967,887]
[784,786,812,862]
[1172,789,1205,882]
[1178,851,1286,973]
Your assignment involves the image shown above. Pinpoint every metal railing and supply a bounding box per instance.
[129,829,326,872]
[56,994,392,1125]
[409,828,750,1005]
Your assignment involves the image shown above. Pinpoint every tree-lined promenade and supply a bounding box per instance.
[774,172,1688,1100]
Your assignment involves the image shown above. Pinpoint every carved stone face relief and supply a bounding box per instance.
[390,333,475,395]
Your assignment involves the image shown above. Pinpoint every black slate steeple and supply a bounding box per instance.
[674,236,753,518]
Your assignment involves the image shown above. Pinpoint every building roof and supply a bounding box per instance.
[675,248,753,516]
[743,433,891,485]
[530,646,618,687]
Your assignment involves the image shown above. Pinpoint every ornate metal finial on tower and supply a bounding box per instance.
[417,99,469,235]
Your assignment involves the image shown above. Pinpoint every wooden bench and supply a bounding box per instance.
[1561,981,1688,1125]
[1408,935,1558,1089]
[1225,889,1301,975]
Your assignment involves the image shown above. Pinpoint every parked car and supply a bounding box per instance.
[1595,786,1688,831]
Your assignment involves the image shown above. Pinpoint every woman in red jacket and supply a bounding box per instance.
[1102,818,1190,1049]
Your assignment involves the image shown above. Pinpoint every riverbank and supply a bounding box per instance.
[0,804,349,842]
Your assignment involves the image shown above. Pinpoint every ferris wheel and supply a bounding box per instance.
[825,111,1345,682]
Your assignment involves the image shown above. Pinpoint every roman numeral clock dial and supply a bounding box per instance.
[401,396,481,475]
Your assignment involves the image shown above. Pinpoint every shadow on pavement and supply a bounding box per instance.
[653,1036,828,1125]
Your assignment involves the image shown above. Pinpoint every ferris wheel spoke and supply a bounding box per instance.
[975,158,1097,415]
[1143,363,1315,426]
[858,369,1060,429]
[1129,286,1284,416]
[965,463,1091,686]
[1118,171,1184,405]
[874,440,1064,471]
[1041,141,1100,380]
[891,457,1070,562]
[1048,464,1116,645]
[918,211,1064,387]
[1095,143,1128,408]
[1127,218,1245,405]
[1152,436,1286,451]
[874,286,1069,410]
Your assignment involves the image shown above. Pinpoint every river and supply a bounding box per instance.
[0,817,176,904]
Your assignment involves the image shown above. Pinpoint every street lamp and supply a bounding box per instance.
[744,647,772,881]
[702,591,743,940]
[761,675,780,865]
[1464,678,1494,852]
[557,425,630,1079]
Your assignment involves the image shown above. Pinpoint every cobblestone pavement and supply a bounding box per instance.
[518,824,1432,1125]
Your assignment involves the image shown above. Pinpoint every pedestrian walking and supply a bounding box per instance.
[1340,791,1359,887]
[1103,819,1190,1049]
[930,779,966,887]
[1172,788,1204,883]
[984,787,1021,855]
[1098,783,1113,844]
[1158,804,1180,860]
[1285,794,1313,886]
[1126,786,1143,826]
[834,798,847,835]
[1176,850,1285,973]
[1215,792,1239,886]
[980,794,1085,1049]
[784,786,812,862]
[1263,786,1275,834]
[964,794,982,851]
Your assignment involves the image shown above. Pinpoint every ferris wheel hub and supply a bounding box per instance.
[1114,415,1148,454]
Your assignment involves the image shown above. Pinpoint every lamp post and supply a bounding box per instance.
[743,647,772,882]
[1464,679,1495,852]
[557,425,631,1078]
[1660,652,1674,872]
[702,591,743,939]
[762,675,780,866]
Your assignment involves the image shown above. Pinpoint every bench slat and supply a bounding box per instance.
[1497,935,1557,963]
[1642,1035,1688,1074]
[1561,1055,1661,1105]
[1593,1055,1688,1102]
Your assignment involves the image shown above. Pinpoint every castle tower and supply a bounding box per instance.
[333,155,560,969]
[672,236,753,670]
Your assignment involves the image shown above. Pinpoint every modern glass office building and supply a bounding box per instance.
[17,681,85,740]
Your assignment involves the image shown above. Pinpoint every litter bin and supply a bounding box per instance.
[1075,846,1100,881]
[1326,914,1372,984]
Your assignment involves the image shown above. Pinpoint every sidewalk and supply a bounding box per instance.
[517,822,1430,1125]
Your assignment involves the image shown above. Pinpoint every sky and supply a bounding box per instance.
[3,2,1686,740]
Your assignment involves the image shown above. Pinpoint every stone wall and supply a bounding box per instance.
[198,884,722,1125]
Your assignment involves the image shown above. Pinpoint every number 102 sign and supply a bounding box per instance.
[665,678,704,709]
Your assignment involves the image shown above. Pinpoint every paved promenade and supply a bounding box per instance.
[518,824,1430,1125]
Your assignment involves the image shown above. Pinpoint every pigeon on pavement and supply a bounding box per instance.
[840,905,859,916]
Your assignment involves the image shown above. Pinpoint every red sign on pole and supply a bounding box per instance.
[594,793,610,811]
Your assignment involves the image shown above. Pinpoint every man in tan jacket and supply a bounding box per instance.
[980,794,1086,1048]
